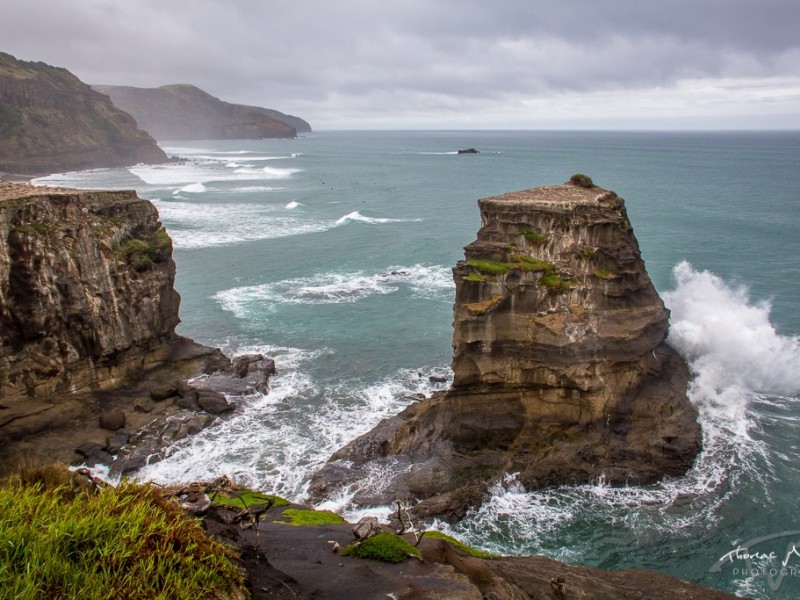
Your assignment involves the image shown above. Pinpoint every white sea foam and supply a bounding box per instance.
[335,211,423,225]
[214,265,453,317]
[153,200,334,249]
[439,262,798,563]
[285,200,301,209]
[130,160,301,190]
[231,186,280,193]
[174,182,207,194]
[136,345,450,502]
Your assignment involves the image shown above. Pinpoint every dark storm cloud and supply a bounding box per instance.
[2,0,799,127]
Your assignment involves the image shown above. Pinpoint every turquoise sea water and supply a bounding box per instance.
[36,130,800,598]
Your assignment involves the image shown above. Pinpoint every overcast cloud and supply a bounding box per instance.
[3,0,799,129]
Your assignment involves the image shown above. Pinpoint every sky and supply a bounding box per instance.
[3,0,800,130]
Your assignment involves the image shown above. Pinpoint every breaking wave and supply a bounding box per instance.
[136,345,451,500]
[152,201,334,249]
[435,262,800,580]
[214,265,453,317]
[335,211,423,225]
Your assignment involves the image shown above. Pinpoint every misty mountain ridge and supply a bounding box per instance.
[94,84,311,141]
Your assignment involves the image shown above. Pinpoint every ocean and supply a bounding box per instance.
[35,130,800,598]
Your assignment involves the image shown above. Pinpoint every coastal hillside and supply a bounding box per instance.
[94,84,308,140]
[0,52,167,177]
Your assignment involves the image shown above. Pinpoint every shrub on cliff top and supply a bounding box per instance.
[568,173,595,188]
[0,468,245,599]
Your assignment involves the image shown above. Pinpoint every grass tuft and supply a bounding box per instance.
[212,488,289,510]
[539,272,575,291]
[593,268,617,280]
[0,469,245,599]
[466,259,513,275]
[341,532,421,563]
[423,531,500,559]
[277,508,346,526]
[462,272,489,282]
[509,254,556,272]
[519,226,546,244]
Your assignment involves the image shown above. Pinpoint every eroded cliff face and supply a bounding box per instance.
[0,182,182,398]
[0,183,244,472]
[311,181,702,519]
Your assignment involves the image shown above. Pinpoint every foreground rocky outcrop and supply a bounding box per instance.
[94,84,307,140]
[0,52,167,177]
[195,483,741,599]
[312,179,702,519]
[0,182,271,474]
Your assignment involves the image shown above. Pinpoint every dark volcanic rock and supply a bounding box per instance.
[312,182,702,519]
[0,52,167,176]
[94,84,300,140]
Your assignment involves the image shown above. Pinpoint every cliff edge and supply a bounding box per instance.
[0,52,167,176]
[0,182,243,472]
[312,179,702,519]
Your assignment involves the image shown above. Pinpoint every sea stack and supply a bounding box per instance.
[311,179,702,519]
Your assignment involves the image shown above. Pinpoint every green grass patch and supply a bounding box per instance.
[466,259,514,275]
[277,508,346,526]
[462,272,489,282]
[423,531,500,559]
[509,254,556,273]
[593,268,617,280]
[519,226,546,244]
[0,474,245,599]
[580,248,597,259]
[212,488,289,510]
[539,272,575,291]
[341,532,421,563]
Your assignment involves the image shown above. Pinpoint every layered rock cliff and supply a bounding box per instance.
[0,52,167,176]
[311,180,702,519]
[0,182,234,470]
[94,84,304,140]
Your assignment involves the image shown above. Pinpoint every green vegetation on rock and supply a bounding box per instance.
[117,228,171,271]
[569,173,595,188]
[519,226,546,244]
[466,259,514,275]
[462,272,489,282]
[212,488,289,510]
[277,508,346,526]
[0,468,245,600]
[423,531,500,559]
[539,272,575,291]
[594,268,618,280]
[341,532,422,563]
[509,254,556,272]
